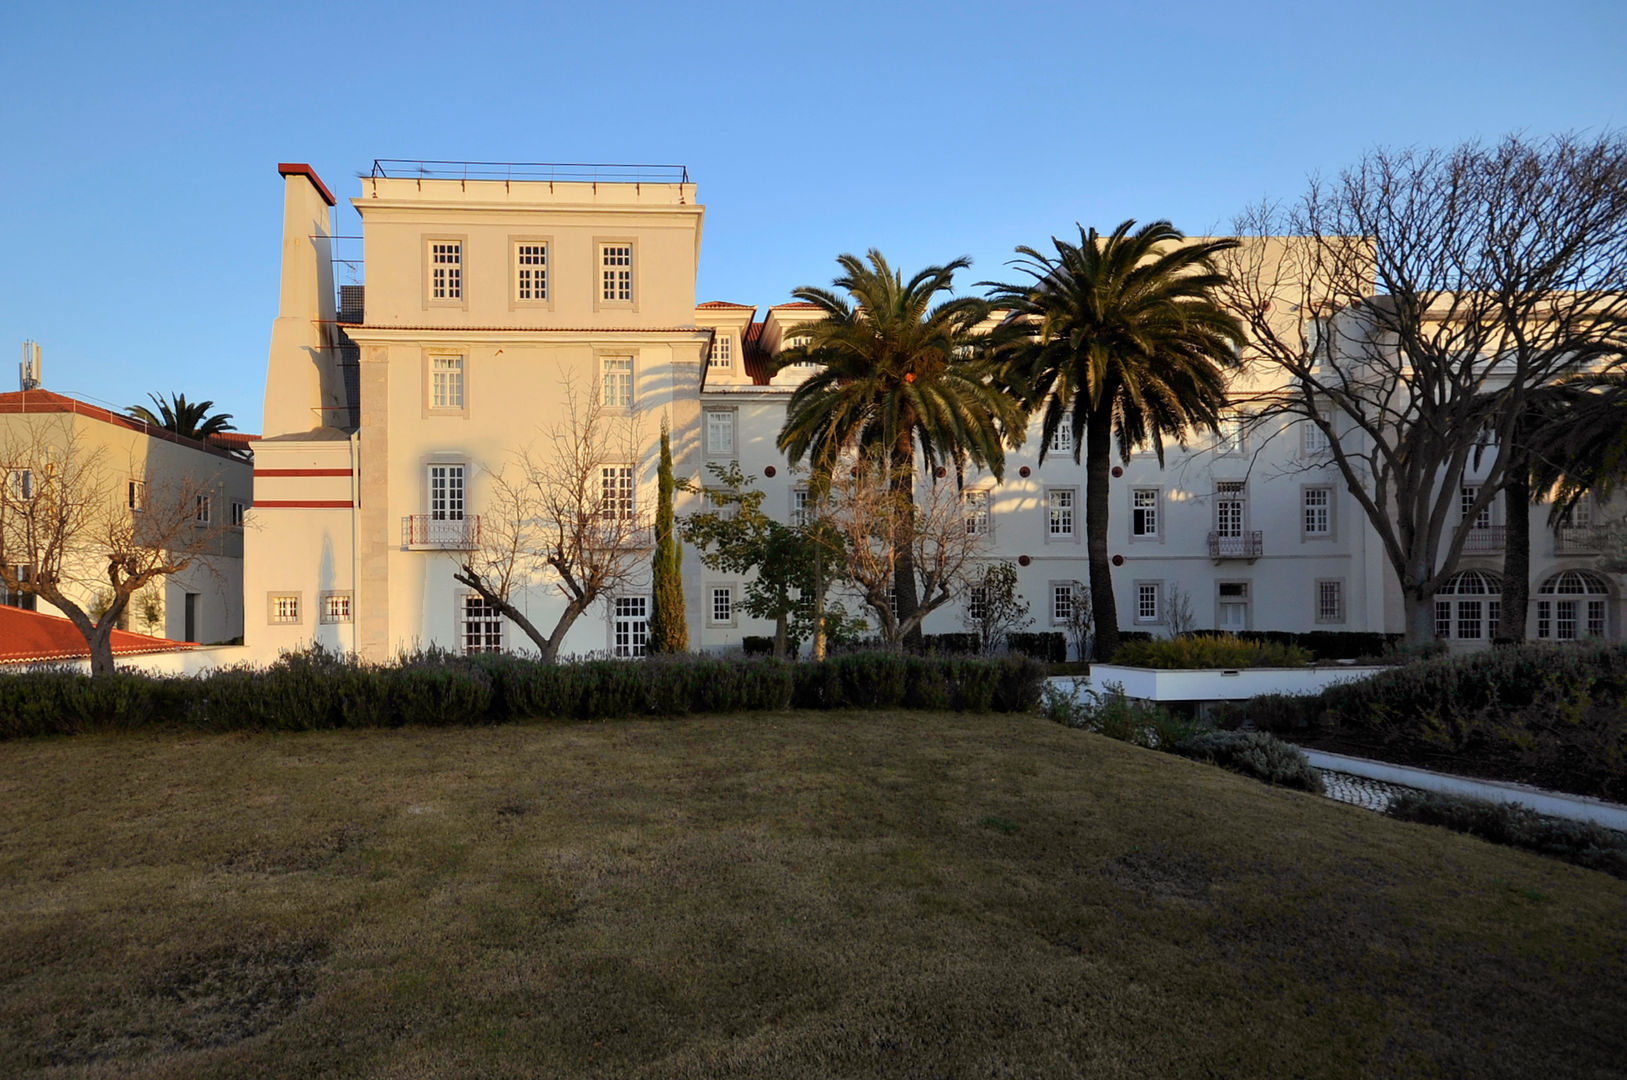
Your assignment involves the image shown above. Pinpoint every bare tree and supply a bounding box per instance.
[962,561,1032,657]
[1217,134,1627,642]
[825,454,987,647]
[1163,582,1196,638]
[0,418,231,675]
[453,378,650,661]
[1060,579,1094,661]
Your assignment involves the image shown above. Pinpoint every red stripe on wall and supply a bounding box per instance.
[253,468,354,477]
[252,500,355,508]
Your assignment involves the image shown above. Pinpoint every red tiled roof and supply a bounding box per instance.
[742,321,775,385]
[0,390,246,462]
[770,302,820,309]
[0,606,198,666]
[208,431,261,450]
[697,300,754,309]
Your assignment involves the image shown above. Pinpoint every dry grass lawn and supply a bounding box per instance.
[2,711,1625,1078]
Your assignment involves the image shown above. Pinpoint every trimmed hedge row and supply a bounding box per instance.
[0,648,1048,739]
[1111,633,1313,670]
[1386,790,1627,880]
[1008,632,1068,663]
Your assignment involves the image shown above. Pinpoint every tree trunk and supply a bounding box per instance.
[87,625,116,677]
[1084,407,1119,661]
[889,443,923,652]
[773,614,789,660]
[1498,457,1531,644]
[1403,588,1437,646]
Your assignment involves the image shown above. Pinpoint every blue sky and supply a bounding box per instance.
[4,0,1624,433]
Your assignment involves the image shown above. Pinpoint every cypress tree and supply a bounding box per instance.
[648,418,688,653]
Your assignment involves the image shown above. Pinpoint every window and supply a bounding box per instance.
[968,584,989,623]
[1536,571,1612,641]
[1131,489,1159,539]
[1217,581,1250,631]
[231,500,248,527]
[1559,497,1594,528]
[268,593,301,625]
[1046,488,1075,539]
[429,240,462,301]
[11,468,34,501]
[709,585,735,627]
[461,593,503,654]
[614,596,649,657]
[2,565,34,610]
[1460,486,1492,529]
[428,464,465,521]
[1051,582,1076,625]
[431,355,465,411]
[705,409,736,457]
[1215,481,1245,538]
[1316,579,1344,624]
[791,487,810,528]
[1048,418,1073,455]
[1303,488,1331,537]
[601,243,633,302]
[1435,600,1452,639]
[600,465,634,520]
[1136,581,1162,623]
[601,356,633,409]
[1303,421,1329,455]
[1457,600,1483,641]
[194,494,212,525]
[127,478,145,512]
[964,490,990,536]
[320,592,353,624]
[1216,414,1245,455]
[709,334,733,369]
[514,242,548,301]
[1434,569,1502,641]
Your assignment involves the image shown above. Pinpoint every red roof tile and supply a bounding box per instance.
[0,606,197,666]
[741,322,775,385]
[770,302,820,309]
[697,301,754,309]
[0,390,246,461]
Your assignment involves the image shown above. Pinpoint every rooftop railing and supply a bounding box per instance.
[369,160,690,185]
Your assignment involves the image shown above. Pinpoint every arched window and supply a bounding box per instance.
[1434,569,1502,642]
[1535,570,1612,640]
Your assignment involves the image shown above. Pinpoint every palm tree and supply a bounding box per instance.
[128,393,237,441]
[776,250,1022,648]
[984,221,1244,660]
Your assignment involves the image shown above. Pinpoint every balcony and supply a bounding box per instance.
[1208,531,1263,560]
[1458,525,1505,554]
[402,515,481,550]
[1556,524,1610,555]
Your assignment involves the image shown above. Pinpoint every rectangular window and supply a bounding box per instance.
[1048,418,1073,455]
[705,409,736,457]
[231,500,248,527]
[430,240,462,301]
[614,596,649,657]
[11,469,34,501]
[709,334,733,369]
[710,586,734,626]
[428,464,466,521]
[431,356,465,410]
[1047,488,1075,538]
[1457,599,1483,640]
[1051,583,1075,625]
[1316,579,1344,623]
[1215,481,1244,537]
[1555,600,1577,641]
[1460,485,1492,529]
[1303,421,1329,455]
[968,584,989,623]
[1489,599,1501,636]
[1136,582,1162,623]
[128,478,145,512]
[1436,600,1453,639]
[791,487,810,528]
[1216,414,1245,455]
[514,242,548,301]
[1537,600,1551,639]
[268,593,301,625]
[964,490,990,536]
[195,494,212,525]
[3,565,35,610]
[321,592,353,623]
[1131,489,1159,538]
[1303,488,1331,536]
[601,356,633,409]
[461,594,503,654]
[600,465,634,520]
[601,243,633,302]
[1588,599,1606,637]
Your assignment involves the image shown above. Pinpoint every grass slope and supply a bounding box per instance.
[2,712,1624,1078]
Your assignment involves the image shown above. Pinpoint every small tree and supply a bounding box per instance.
[1061,579,1094,661]
[962,561,1032,656]
[0,418,231,675]
[1164,583,1196,637]
[647,418,687,654]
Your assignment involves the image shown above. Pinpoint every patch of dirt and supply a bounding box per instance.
[42,938,327,1067]
[1104,847,1214,903]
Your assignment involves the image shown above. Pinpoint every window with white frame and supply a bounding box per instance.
[709,585,735,627]
[429,240,462,301]
[195,494,212,525]
[709,334,733,369]
[601,243,633,302]
[704,409,736,457]
[1131,488,1159,539]
[1460,485,1492,529]
[1303,487,1331,537]
[268,593,301,624]
[1558,497,1594,528]
[1051,582,1076,625]
[431,355,465,411]
[1046,488,1075,539]
[1048,417,1073,455]
[786,335,818,366]
[514,242,548,301]
[231,500,247,527]
[428,464,466,521]
[1536,570,1611,641]
[3,565,35,610]
[601,356,633,409]
[964,489,990,536]
[1214,481,1245,538]
[1302,420,1329,455]
[321,592,353,623]
[127,478,145,512]
[461,593,503,654]
[1136,581,1163,623]
[968,584,989,623]
[614,596,649,657]
[1434,569,1502,641]
[1316,579,1344,623]
[600,465,634,520]
[1216,413,1245,455]
[10,468,34,501]
[791,487,810,527]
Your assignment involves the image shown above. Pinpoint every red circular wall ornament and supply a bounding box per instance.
[763,465,776,478]
[1017,555,1032,567]
[1112,554,1125,567]
[1019,465,1031,478]
[1111,465,1124,478]
[935,466,947,479]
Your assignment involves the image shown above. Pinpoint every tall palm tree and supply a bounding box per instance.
[984,221,1244,660]
[128,393,237,441]
[776,250,1022,647]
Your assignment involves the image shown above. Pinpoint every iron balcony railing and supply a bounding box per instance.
[1555,524,1610,554]
[402,515,481,550]
[370,159,690,185]
[1459,524,1505,554]
[1208,531,1263,559]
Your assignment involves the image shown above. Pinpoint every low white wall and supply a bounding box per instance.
[7,646,254,678]
[1090,663,1385,702]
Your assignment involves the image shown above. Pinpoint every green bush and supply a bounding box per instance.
[1007,632,1067,663]
[1170,731,1325,793]
[1111,633,1312,670]
[1386,791,1627,880]
[1229,692,1314,733]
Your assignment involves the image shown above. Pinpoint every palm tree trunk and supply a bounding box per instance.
[1498,450,1531,644]
[890,442,923,652]
[1085,406,1119,661]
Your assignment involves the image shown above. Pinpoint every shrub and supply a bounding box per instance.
[1044,682,1199,749]
[1007,632,1067,663]
[1230,692,1314,733]
[1170,731,1325,793]
[1386,791,1627,880]
[921,632,980,655]
[1111,633,1312,670]
[992,654,1047,713]
[741,636,775,657]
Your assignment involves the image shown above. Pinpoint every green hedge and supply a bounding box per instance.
[1170,731,1325,793]
[1008,632,1067,663]
[1386,790,1627,880]
[0,648,1047,739]
[1111,633,1313,670]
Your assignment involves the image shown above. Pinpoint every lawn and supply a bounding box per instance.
[2,712,1624,1078]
